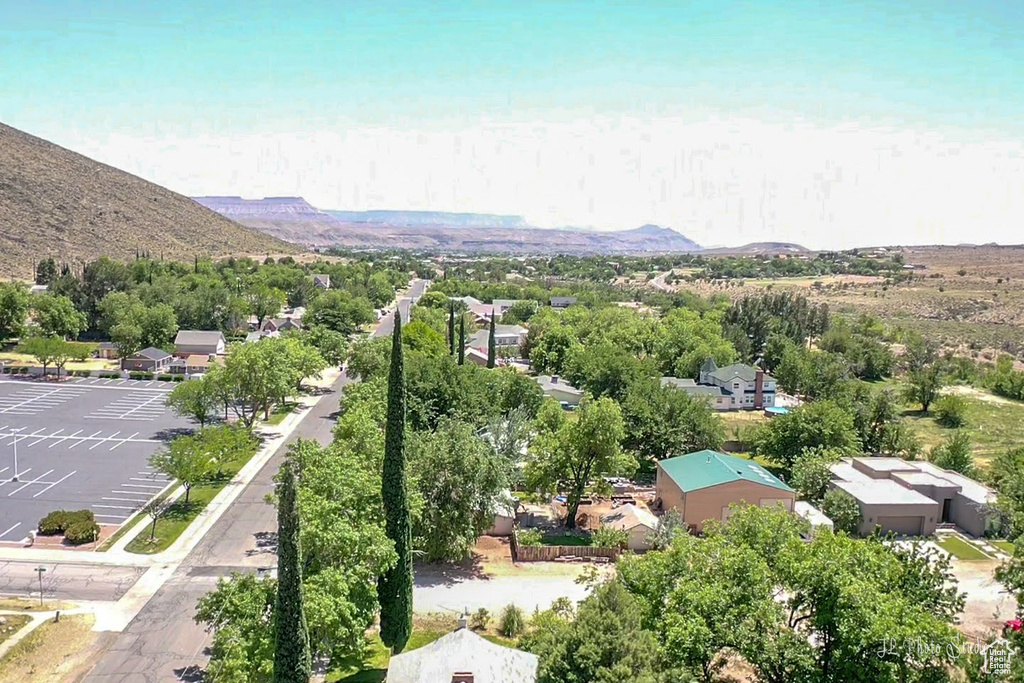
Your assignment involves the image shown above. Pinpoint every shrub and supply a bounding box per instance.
[591,526,628,549]
[38,509,95,535]
[934,394,968,428]
[172,375,185,382]
[469,608,490,631]
[821,489,862,535]
[129,371,155,380]
[156,374,174,382]
[929,431,974,477]
[517,528,543,547]
[64,520,100,545]
[99,372,121,379]
[498,604,526,638]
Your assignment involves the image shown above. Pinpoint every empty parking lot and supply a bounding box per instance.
[0,378,194,543]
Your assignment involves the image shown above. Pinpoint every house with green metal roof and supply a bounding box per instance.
[655,450,794,533]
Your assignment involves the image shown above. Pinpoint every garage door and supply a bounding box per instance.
[876,516,923,536]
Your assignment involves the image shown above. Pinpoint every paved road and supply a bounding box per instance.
[0,561,143,603]
[374,278,429,338]
[82,372,353,682]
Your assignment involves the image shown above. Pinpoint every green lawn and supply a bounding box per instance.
[991,540,1016,554]
[329,630,518,682]
[935,535,992,561]
[266,402,298,426]
[540,533,592,547]
[898,390,1024,466]
[124,447,258,554]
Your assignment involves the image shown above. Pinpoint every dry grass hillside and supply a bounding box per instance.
[0,122,296,278]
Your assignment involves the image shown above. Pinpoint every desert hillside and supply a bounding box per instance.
[0,123,295,278]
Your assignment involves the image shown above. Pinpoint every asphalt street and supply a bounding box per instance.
[374,278,429,338]
[82,370,353,682]
[0,560,144,602]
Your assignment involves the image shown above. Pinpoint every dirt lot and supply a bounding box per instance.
[950,558,1018,640]
[0,614,103,683]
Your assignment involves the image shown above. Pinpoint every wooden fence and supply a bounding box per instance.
[511,531,619,562]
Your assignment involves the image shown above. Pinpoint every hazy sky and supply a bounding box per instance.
[2,1,1023,248]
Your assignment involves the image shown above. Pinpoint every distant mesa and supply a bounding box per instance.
[194,197,707,255]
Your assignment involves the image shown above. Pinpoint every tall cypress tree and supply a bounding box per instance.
[273,458,311,683]
[458,315,466,365]
[447,302,455,355]
[486,310,497,368]
[379,316,413,653]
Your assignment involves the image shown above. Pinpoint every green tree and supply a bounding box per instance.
[165,375,218,429]
[621,380,725,464]
[149,433,217,504]
[752,401,859,474]
[300,326,348,366]
[527,397,631,529]
[523,581,678,683]
[50,339,92,378]
[110,321,143,369]
[379,315,413,653]
[35,257,58,285]
[273,459,311,683]
[17,335,61,375]
[304,290,374,335]
[195,573,276,683]
[933,393,968,428]
[821,488,861,534]
[346,336,391,382]
[447,302,455,354]
[247,285,287,327]
[0,282,31,341]
[928,431,974,476]
[32,294,87,339]
[139,303,178,349]
[903,362,945,413]
[487,312,496,368]
[458,314,466,365]
[790,447,842,504]
[402,320,447,357]
[408,419,508,561]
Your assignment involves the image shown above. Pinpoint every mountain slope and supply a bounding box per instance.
[0,123,295,277]
[197,197,704,254]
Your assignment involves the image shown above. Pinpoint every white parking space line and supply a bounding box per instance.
[32,470,76,497]
[49,429,82,448]
[69,430,104,449]
[89,430,121,450]
[94,514,129,520]
[102,497,149,503]
[7,468,55,496]
[122,483,165,489]
[94,504,136,510]
[0,469,30,487]
[0,523,21,540]
[29,428,61,446]
[7,427,46,447]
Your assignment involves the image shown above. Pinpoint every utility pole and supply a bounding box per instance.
[11,432,19,482]
[35,566,46,606]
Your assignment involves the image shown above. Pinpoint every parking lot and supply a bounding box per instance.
[0,378,194,543]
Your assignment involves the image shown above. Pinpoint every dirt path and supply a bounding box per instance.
[943,385,1019,406]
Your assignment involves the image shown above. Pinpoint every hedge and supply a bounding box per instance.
[38,509,96,536]
[156,374,174,382]
[99,372,121,379]
[129,371,155,380]
[65,520,101,545]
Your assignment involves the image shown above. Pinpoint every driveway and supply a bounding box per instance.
[414,573,591,615]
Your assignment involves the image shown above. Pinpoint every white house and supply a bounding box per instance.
[534,375,584,407]
[697,358,776,410]
[173,330,226,357]
[386,627,537,683]
[468,324,528,352]
[660,377,732,411]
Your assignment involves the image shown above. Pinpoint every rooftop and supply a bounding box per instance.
[851,457,920,474]
[174,330,225,345]
[534,375,583,397]
[794,501,834,529]
[708,363,774,384]
[131,347,172,361]
[658,450,792,494]
[385,628,538,683]
[829,461,875,483]
[601,503,658,531]
[833,479,939,506]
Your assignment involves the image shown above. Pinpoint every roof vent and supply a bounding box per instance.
[452,674,475,683]
[551,375,559,383]
[457,612,468,630]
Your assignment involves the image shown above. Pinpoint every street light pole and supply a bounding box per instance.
[11,433,18,482]
[35,566,46,607]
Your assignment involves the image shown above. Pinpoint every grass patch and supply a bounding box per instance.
[0,352,117,373]
[0,614,31,649]
[124,447,258,554]
[266,402,298,426]
[898,390,1024,465]
[935,535,992,561]
[540,534,592,547]
[0,598,70,613]
[991,540,1016,554]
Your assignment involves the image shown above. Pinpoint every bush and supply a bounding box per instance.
[591,526,628,549]
[129,371,155,380]
[38,509,96,535]
[64,520,100,545]
[517,528,543,547]
[469,608,490,631]
[934,394,968,428]
[821,489,862,535]
[172,375,185,382]
[156,374,174,382]
[498,604,526,638]
[99,372,121,379]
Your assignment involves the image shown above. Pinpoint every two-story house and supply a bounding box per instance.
[698,358,776,409]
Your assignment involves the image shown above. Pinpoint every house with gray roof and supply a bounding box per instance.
[468,324,528,353]
[123,347,173,373]
[829,457,997,537]
[386,627,537,683]
[311,273,330,290]
[173,330,226,357]
[534,375,584,407]
[660,376,732,410]
[695,358,776,410]
[549,296,577,309]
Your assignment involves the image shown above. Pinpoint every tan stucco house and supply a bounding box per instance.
[600,503,659,551]
[655,450,795,533]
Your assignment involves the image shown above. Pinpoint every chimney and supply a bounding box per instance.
[754,369,764,409]
[457,612,468,630]
[452,674,475,683]
[551,375,559,384]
